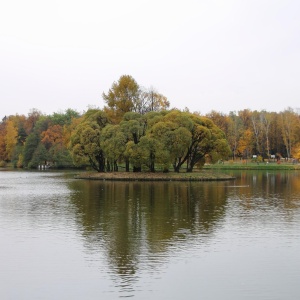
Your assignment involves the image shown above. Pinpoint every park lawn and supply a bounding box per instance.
[203,161,300,170]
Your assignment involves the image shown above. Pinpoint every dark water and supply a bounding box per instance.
[0,170,300,299]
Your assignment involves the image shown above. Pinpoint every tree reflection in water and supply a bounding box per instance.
[68,180,228,294]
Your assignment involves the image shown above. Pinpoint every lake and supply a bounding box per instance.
[0,169,299,299]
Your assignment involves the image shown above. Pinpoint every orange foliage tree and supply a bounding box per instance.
[41,125,64,149]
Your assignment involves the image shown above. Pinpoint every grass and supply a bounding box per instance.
[203,160,300,170]
[75,170,235,181]
[75,160,300,181]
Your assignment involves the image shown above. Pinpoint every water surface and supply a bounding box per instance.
[0,170,299,299]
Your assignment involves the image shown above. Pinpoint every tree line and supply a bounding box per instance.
[207,108,300,162]
[0,75,299,171]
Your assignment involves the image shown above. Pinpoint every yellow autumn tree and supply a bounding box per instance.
[237,129,253,158]
[5,119,18,161]
[292,143,300,160]
[102,75,140,123]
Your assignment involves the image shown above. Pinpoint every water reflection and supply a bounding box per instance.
[225,170,300,208]
[1,170,300,299]
[66,171,300,297]
[68,180,228,294]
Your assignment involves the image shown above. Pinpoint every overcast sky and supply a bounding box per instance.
[1,0,299,118]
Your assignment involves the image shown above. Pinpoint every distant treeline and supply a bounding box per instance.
[206,108,300,162]
[0,75,299,171]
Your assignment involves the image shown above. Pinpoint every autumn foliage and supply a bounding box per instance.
[0,75,299,171]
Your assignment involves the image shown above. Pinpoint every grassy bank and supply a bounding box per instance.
[203,161,300,170]
[75,170,235,181]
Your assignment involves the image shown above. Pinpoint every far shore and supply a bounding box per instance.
[75,170,235,181]
[203,161,300,170]
[2,160,299,179]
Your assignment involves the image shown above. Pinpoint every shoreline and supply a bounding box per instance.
[75,171,235,181]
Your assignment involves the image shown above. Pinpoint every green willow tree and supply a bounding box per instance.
[101,124,126,171]
[149,110,231,172]
[23,132,40,167]
[186,115,231,171]
[150,114,192,172]
[126,111,168,172]
[70,110,110,172]
[120,112,148,172]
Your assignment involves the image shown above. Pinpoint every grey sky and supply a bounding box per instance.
[1,0,299,118]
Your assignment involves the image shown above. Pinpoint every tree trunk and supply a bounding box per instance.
[150,152,155,172]
[174,165,180,173]
[186,166,193,172]
[125,159,130,172]
[133,166,141,172]
[186,159,196,172]
[106,160,111,172]
[114,161,118,171]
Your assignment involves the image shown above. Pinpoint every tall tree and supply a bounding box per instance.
[151,114,192,172]
[138,87,170,114]
[137,135,162,172]
[29,143,49,168]
[50,109,80,126]
[23,132,40,167]
[237,129,253,159]
[120,112,148,172]
[41,124,73,167]
[251,110,263,155]
[5,118,18,161]
[227,112,242,160]
[102,75,140,122]
[260,110,273,159]
[238,109,252,130]
[101,124,126,171]
[280,108,299,158]
[0,121,7,161]
[150,111,230,172]
[70,110,109,172]
[24,109,42,134]
[206,110,228,133]
[41,125,64,150]
[186,115,230,172]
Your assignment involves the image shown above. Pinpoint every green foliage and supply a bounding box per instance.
[50,109,80,126]
[138,135,167,172]
[0,76,236,172]
[101,124,126,171]
[125,141,143,172]
[33,116,51,134]
[70,110,109,172]
[120,112,147,145]
[0,160,7,167]
[28,143,49,169]
[11,145,24,168]
[49,144,73,168]
[23,132,40,167]
[17,126,27,145]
